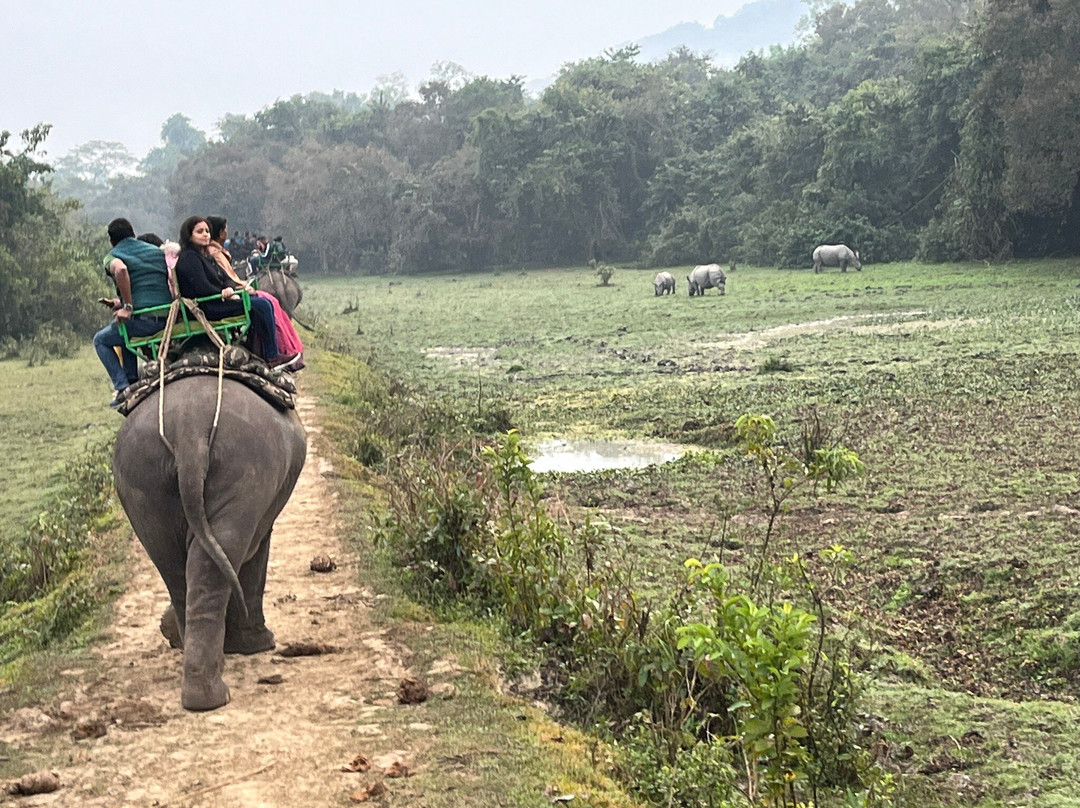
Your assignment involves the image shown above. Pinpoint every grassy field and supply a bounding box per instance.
[302,260,1080,807]
[0,347,121,550]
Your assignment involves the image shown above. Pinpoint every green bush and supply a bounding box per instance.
[0,441,113,603]
[595,263,617,286]
[759,355,796,374]
[21,321,81,366]
[374,437,497,603]
[0,440,115,665]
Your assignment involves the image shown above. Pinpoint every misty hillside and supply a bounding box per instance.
[524,0,805,93]
[634,0,805,65]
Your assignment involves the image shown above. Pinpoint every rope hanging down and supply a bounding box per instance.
[153,297,231,457]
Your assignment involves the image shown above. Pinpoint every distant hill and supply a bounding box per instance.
[526,0,807,94]
[634,0,807,65]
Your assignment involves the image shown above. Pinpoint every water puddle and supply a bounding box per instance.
[529,439,687,473]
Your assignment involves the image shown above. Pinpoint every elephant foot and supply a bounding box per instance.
[160,605,184,649]
[224,626,276,655]
[181,675,231,712]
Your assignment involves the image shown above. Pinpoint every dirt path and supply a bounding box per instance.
[1,394,426,807]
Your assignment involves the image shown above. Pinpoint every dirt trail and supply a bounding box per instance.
[1,394,424,807]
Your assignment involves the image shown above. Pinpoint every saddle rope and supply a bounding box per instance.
[153,296,230,456]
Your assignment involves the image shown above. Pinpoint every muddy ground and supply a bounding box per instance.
[1,395,449,807]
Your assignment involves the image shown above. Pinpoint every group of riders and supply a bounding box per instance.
[93,216,304,409]
[225,232,297,280]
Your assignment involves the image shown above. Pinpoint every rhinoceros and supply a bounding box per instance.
[813,244,862,273]
[687,264,727,296]
[653,271,675,295]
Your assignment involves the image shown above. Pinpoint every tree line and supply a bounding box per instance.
[5,0,1080,347]
[166,0,1080,273]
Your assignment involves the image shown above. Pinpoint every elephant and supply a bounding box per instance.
[813,244,862,273]
[653,271,676,295]
[113,376,307,711]
[255,268,303,319]
[687,264,727,296]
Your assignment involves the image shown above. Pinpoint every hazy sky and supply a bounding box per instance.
[3,0,751,161]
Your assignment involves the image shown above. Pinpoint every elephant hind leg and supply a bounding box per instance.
[223,528,276,655]
[181,542,232,711]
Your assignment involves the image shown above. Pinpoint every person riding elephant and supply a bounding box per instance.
[93,218,175,408]
[206,216,304,370]
[173,216,289,366]
[113,375,307,710]
[267,236,288,270]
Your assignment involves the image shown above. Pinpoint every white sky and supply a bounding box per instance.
[2,0,750,161]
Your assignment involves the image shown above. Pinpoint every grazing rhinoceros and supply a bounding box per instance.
[813,244,862,273]
[687,264,727,296]
[653,271,675,295]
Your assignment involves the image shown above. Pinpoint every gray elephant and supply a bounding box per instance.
[687,264,727,296]
[813,244,862,273]
[653,271,675,295]
[255,268,303,318]
[113,377,307,711]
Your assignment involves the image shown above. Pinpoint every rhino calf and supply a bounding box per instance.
[653,271,675,295]
[687,264,727,296]
[813,244,862,273]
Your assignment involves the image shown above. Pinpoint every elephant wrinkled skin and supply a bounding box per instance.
[113,376,307,711]
[256,269,303,318]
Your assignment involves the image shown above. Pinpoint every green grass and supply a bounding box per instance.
[300,259,1080,806]
[0,347,121,549]
[0,347,127,673]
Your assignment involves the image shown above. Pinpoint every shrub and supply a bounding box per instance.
[22,321,81,366]
[595,263,617,286]
[0,440,115,665]
[759,354,796,373]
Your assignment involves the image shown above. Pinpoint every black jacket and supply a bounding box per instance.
[174,248,242,320]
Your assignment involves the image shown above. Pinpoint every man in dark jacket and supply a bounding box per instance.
[93,218,174,408]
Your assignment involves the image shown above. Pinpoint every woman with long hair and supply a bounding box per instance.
[173,215,283,364]
[206,216,304,370]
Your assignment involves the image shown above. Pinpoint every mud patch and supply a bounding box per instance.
[424,346,496,366]
[701,310,935,352]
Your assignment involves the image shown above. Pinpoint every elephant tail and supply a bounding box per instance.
[176,433,248,618]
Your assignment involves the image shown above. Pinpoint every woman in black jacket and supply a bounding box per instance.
[174,215,282,363]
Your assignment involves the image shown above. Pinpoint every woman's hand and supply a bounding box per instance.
[222,287,235,301]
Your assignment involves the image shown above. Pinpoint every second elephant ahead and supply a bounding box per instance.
[256,268,303,318]
[687,264,727,296]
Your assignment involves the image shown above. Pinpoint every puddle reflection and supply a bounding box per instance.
[529,439,686,473]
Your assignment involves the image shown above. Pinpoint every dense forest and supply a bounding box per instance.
[4,0,1080,343]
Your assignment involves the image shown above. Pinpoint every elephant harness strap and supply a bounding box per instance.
[152,297,231,457]
[115,345,297,418]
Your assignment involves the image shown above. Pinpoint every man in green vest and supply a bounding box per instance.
[93,218,174,408]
